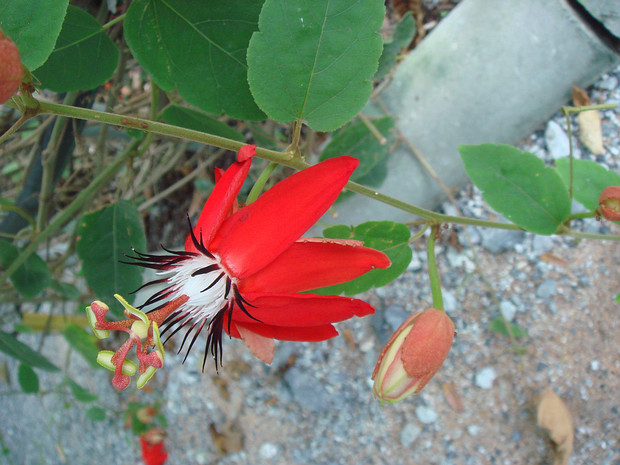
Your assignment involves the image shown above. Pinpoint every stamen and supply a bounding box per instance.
[186,215,214,258]
[199,272,223,293]
[191,264,220,277]
[182,319,207,364]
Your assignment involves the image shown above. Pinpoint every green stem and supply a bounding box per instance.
[33,99,620,240]
[286,119,304,157]
[562,103,617,113]
[37,92,78,231]
[569,211,598,220]
[246,162,278,204]
[427,224,444,310]
[0,138,142,283]
[0,113,30,146]
[102,13,126,30]
[561,107,574,199]
[565,229,620,241]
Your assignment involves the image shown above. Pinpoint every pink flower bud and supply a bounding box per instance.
[599,186,620,222]
[372,308,455,403]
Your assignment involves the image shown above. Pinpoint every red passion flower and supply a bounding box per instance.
[90,145,390,387]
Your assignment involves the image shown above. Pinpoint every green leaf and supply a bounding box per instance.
[76,200,146,316]
[125,0,265,120]
[50,280,81,300]
[0,0,69,70]
[320,117,395,180]
[312,221,411,296]
[489,317,529,339]
[161,105,245,143]
[33,6,119,92]
[0,330,59,372]
[555,158,620,211]
[615,292,619,302]
[247,0,385,131]
[375,12,415,80]
[0,240,51,298]
[17,363,39,394]
[62,324,100,370]
[459,144,571,235]
[85,406,106,422]
[67,378,98,403]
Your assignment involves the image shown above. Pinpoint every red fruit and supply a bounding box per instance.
[599,186,620,221]
[0,30,24,104]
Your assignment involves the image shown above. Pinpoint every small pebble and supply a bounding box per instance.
[590,360,600,371]
[480,228,525,254]
[536,279,557,299]
[443,290,457,312]
[467,425,480,436]
[259,442,279,459]
[475,367,496,389]
[597,74,618,91]
[500,300,517,322]
[544,120,570,159]
[415,405,438,424]
[400,422,422,447]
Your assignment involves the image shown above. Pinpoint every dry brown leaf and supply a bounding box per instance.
[441,382,463,412]
[540,253,571,267]
[341,329,357,349]
[572,86,603,154]
[577,110,603,155]
[536,389,574,465]
[223,359,252,381]
[212,376,230,400]
[209,422,243,455]
[572,86,591,106]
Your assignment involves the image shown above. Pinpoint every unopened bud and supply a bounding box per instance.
[372,308,455,403]
[599,186,620,221]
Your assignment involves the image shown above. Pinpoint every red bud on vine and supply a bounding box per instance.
[0,30,24,104]
[372,308,455,403]
[598,186,620,222]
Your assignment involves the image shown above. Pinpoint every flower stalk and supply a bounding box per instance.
[427,224,444,311]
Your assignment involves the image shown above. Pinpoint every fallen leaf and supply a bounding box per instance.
[441,382,463,412]
[212,376,230,400]
[572,86,603,154]
[540,253,571,267]
[571,86,591,107]
[209,422,243,455]
[223,359,251,381]
[577,110,603,155]
[536,389,574,465]
[341,329,357,349]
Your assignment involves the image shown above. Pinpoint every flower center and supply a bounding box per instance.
[166,253,232,323]
[122,221,258,371]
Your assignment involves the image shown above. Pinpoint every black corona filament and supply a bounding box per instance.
[121,217,260,371]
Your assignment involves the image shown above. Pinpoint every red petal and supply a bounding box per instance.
[213,156,358,278]
[184,146,256,252]
[231,321,338,341]
[239,238,391,293]
[236,324,275,363]
[232,292,375,327]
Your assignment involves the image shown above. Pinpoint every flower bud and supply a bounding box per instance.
[599,186,620,221]
[372,308,455,403]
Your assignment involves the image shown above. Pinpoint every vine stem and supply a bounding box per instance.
[31,99,620,239]
[427,224,444,311]
[0,113,31,145]
[247,162,278,204]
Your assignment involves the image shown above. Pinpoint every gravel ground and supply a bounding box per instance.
[1,61,619,465]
